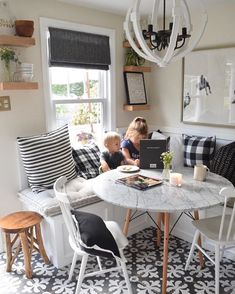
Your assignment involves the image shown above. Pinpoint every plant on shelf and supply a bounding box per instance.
[0,47,21,82]
[125,48,145,66]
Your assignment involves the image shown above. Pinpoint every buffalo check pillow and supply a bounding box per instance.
[183,134,216,168]
[72,143,100,179]
[17,125,77,193]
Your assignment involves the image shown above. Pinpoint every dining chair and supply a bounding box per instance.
[185,186,235,294]
[54,176,133,294]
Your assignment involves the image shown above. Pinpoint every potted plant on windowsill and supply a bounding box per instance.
[0,47,21,82]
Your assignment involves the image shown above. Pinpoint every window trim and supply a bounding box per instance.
[40,17,116,132]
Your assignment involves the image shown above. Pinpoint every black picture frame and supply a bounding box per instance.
[123,72,147,105]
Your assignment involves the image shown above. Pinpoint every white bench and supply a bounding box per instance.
[17,134,235,267]
[17,157,149,268]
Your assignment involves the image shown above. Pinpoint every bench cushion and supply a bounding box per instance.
[18,177,101,217]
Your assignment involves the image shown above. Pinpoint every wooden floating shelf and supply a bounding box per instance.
[123,104,150,111]
[0,35,35,47]
[123,40,141,48]
[0,82,38,90]
[123,66,151,72]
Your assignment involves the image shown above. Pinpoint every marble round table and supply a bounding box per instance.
[93,167,232,294]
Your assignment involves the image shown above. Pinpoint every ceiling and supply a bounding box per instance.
[57,0,230,16]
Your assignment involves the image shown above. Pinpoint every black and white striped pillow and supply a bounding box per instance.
[183,134,216,168]
[17,125,77,193]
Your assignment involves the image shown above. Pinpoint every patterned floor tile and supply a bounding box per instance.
[0,227,235,294]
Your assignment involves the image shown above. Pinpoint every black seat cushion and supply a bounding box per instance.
[71,210,120,259]
[210,141,235,187]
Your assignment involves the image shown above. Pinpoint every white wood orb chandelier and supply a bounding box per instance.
[124,0,208,67]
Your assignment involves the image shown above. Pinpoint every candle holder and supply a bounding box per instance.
[170,173,182,187]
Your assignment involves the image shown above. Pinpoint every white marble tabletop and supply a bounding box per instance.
[93,167,233,213]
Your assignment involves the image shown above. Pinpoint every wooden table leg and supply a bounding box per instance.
[123,209,132,236]
[162,213,170,294]
[194,210,205,268]
[156,212,164,247]
[35,223,49,264]
[20,231,32,279]
[5,233,13,272]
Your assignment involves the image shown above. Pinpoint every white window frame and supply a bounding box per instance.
[40,17,116,132]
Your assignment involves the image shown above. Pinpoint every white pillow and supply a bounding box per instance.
[170,135,184,169]
[151,131,168,140]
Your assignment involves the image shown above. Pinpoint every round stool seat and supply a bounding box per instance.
[0,211,49,278]
[0,211,43,233]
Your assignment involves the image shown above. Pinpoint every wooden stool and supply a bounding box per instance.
[0,211,49,278]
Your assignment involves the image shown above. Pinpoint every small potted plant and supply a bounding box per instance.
[125,48,145,66]
[0,47,21,81]
[160,151,173,180]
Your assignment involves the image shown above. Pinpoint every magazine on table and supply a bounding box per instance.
[116,174,162,191]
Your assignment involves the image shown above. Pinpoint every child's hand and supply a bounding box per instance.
[134,159,140,167]
[102,165,110,172]
[100,161,110,173]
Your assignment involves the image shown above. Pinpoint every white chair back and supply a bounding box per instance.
[54,176,133,294]
[53,176,81,248]
[219,187,235,241]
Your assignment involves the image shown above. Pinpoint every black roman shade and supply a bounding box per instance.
[48,27,111,70]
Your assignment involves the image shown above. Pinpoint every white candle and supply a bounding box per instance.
[170,173,182,187]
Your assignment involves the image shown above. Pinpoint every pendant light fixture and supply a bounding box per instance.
[124,0,208,67]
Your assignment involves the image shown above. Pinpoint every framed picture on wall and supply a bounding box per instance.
[124,72,147,105]
[182,47,235,127]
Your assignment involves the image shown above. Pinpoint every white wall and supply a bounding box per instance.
[147,1,235,140]
[1,0,235,221]
[0,0,138,218]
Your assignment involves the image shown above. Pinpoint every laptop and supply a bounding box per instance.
[140,139,170,169]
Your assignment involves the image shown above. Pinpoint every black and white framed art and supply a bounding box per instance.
[182,47,235,127]
[124,72,147,105]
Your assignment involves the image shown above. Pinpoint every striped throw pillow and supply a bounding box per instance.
[17,125,77,193]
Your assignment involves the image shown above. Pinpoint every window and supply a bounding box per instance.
[50,67,106,147]
[40,18,116,148]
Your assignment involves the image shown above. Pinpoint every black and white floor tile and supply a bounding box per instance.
[1,227,235,294]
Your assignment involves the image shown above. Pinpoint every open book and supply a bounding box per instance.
[116,174,162,191]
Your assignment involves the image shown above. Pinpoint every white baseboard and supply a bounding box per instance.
[127,215,150,237]
[171,228,194,244]
[0,231,4,253]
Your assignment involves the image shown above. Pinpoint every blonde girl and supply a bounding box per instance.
[121,117,148,166]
